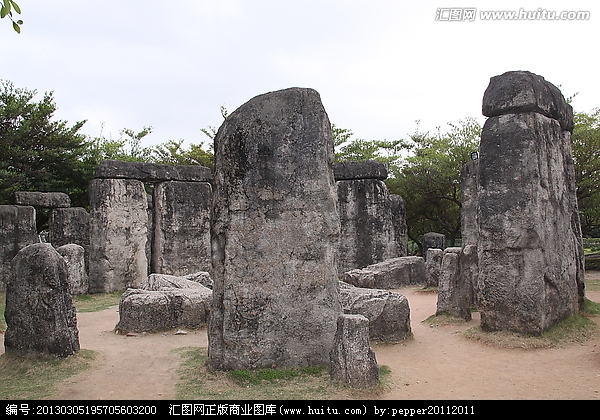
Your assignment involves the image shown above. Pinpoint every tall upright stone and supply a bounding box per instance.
[88,178,148,293]
[209,87,341,370]
[460,159,479,247]
[422,232,445,260]
[389,194,409,257]
[48,207,90,272]
[477,71,584,335]
[152,180,212,276]
[0,205,38,290]
[335,161,401,274]
[4,243,80,358]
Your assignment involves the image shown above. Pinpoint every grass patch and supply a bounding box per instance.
[422,312,469,326]
[174,347,390,400]
[464,312,599,349]
[73,292,123,313]
[583,298,600,315]
[0,350,97,399]
[1,291,5,332]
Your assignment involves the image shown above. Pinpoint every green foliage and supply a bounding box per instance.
[0,80,90,209]
[229,365,326,385]
[572,109,600,237]
[1,0,22,33]
[152,139,214,169]
[387,118,481,251]
[83,125,154,164]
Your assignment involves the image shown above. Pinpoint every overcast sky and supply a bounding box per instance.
[2,1,598,150]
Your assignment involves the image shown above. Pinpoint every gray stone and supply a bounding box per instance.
[436,247,471,320]
[115,287,212,333]
[343,256,426,289]
[425,248,443,287]
[336,178,399,274]
[152,181,212,276]
[0,205,38,290]
[140,273,209,291]
[422,232,445,260]
[56,244,88,295]
[339,281,411,342]
[88,178,148,293]
[482,70,574,132]
[460,244,479,307]
[4,243,79,358]
[13,191,71,208]
[333,160,388,181]
[182,271,213,289]
[94,160,212,183]
[460,160,479,247]
[389,194,408,257]
[329,314,379,388]
[209,87,341,370]
[48,207,90,272]
[477,72,583,335]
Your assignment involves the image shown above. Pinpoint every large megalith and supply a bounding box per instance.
[477,71,584,335]
[334,161,403,273]
[152,180,212,276]
[209,87,341,370]
[4,243,80,358]
[88,178,148,293]
[0,205,38,290]
[48,207,90,273]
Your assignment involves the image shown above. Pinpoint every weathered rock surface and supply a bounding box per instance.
[88,178,148,293]
[56,244,88,296]
[436,247,471,320]
[13,191,71,208]
[330,314,379,388]
[140,273,209,291]
[477,71,584,335]
[482,70,574,132]
[49,207,90,272]
[182,271,213,289]
[339,281,411,342]
[422,232,445,260]
[336,178,399,273]
[152,181,212,275]
[0,205,38,290]
[389,194,408,257]
[425,248,443,287]
[460,160,479,247]
[4,243,80,358]
[343,256,426,289]
[115,287,212,333]
[94,160,212,183]
[209,87,341,370]
[333,160,388,181]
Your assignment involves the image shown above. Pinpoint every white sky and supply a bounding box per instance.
[2,1,598,150]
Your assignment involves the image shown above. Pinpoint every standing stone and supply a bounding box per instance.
[436,247,471,320]
[330,314,379,388]
[0,205,38,290]
[88,178,148,293]
[152,180,212,276]
[389,194,408,257]
[48,207,90,272]
[477,71,584,335]
[425,248,443,287]
[422,232,445,260]
[56,244,88,296]
[460,159,479,247]
[209,87,341,370]
[4,243,80,358]
[335,161,400,274]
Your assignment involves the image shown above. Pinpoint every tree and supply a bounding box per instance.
[152,139,214,169]
[1,0,22,33]
[386,118,481,253]
[572,108,600,237]
[0,80,89,207]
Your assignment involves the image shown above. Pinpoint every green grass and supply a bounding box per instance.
[173,347,390,400]
[0,350,97,399]
[73,291,123,312]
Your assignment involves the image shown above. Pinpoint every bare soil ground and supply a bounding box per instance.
[3,275,600,400]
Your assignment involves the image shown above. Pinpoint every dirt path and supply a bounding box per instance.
[3,280,600,400]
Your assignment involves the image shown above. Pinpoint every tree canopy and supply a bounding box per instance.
[1,0,22,33]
